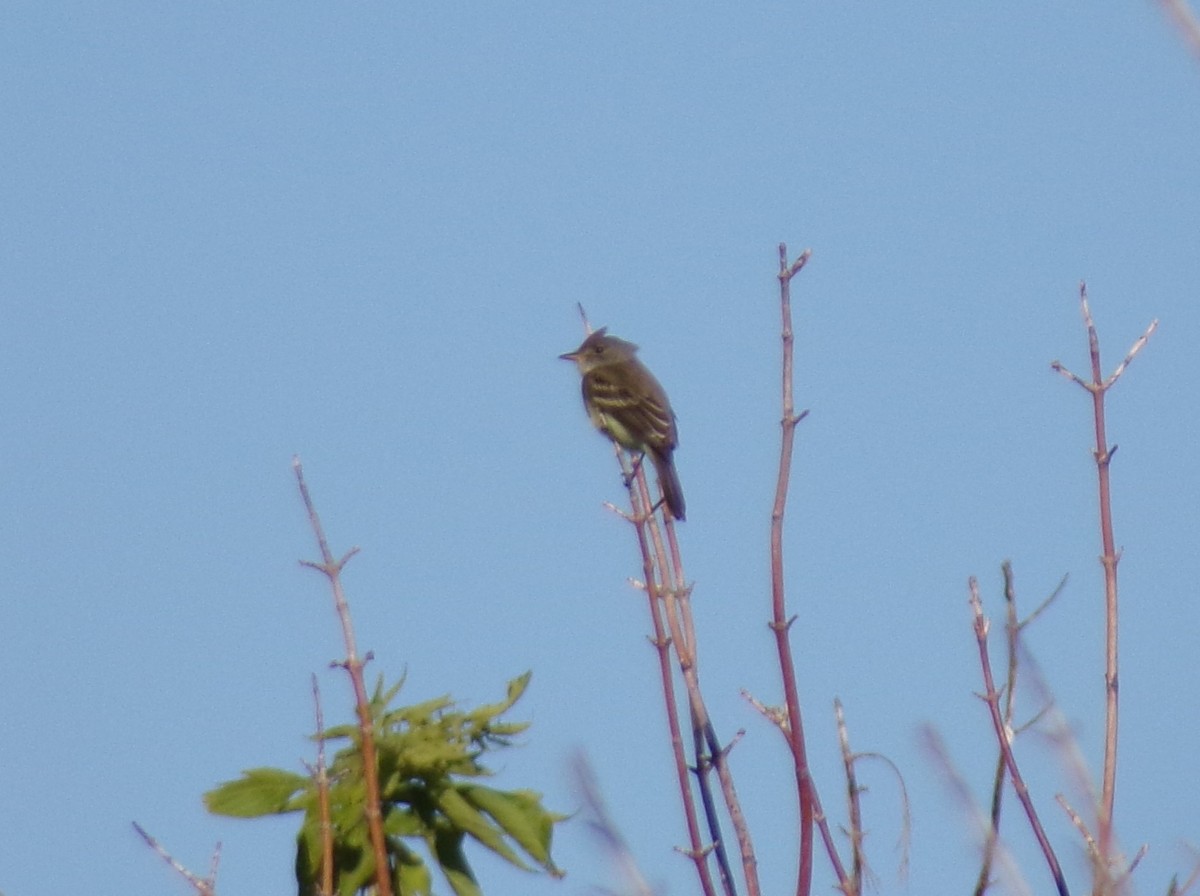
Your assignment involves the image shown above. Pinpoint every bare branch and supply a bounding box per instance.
[1051,285,1156,860]
[1018,573,1069,632]
[572,752,657,896]
[1172,848,1200,896]
[293,456,393,896]
[311,674,334,896]
[619,448,720,896]
[969,580,1069,896]
[1158,0,1200,60]
[132,822,219,896]
[769,243,853,896]
[835,699,866,895]
[1106,318,1158,387]
[920,727,1034,896]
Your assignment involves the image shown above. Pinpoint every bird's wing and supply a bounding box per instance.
[583,369,677,452]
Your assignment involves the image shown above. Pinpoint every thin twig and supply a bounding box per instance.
[835,699,865,895]
[920,727,1034,896]
[1172,849,1200,896]
[970,580,1069,896]
[692,712,736,896]
[1016,638,1135,895]
[620,447,719,896]
[293,456,393,896]
[741,689,789,729]
[843,748,912,885]
[572,752,657,896]
[657,481,758,896]
[1049,284,1157,860]
[636,459,734,895]
[974,564,1017,896]
[1055,793,1139,895]
[1018,573,1069,633]
[1056,794,1101,866]
[312,674,334,896]
[771,243,814,896]
[575,302,595,334]
[629,457,747,896]
[770,243,851,896]
[132,822,219,896]
[1158,0,1200,59]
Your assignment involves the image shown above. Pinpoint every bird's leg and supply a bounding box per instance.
[623,451,646,488]
[622,452,668,516]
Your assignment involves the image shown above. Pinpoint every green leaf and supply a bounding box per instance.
[465,673,531,727]
[381,694,455,728]
[204,768,309,817]
[371,673,406,710]
[385,804,424,838]
[392,841,432,896]
[483,720,530,739]
[461,785,564,871]
[320,722,363,742]
[336,845,374,896]
[208,670,565,893]
[436,787,526,870]
[432,828,482,896]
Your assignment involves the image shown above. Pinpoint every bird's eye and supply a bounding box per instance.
[592,344,604,354]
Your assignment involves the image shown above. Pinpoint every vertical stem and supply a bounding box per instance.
[311,675,335,896]
[770,244,851,896]
[293,458,394,896]
[1052,288,1156,870]
[1080,293,1119,854]
[634,463,750,896]
[625,458,720,896]
[969,582,1069,896]
[770,244,814,896]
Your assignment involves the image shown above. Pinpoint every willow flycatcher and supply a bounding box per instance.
[559,328,686,521]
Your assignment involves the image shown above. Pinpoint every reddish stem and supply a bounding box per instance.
[625,458,720,896]
[293,457,393,896]
[969,581,1069,896]
[1050,287,1155,859]
[771,244,852,896]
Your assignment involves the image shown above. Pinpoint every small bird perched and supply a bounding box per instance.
[559,328,686,521]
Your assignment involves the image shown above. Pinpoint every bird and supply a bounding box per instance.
[559,328,686,521]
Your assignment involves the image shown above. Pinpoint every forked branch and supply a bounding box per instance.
[132,822,220,896]
[969,579,1069,896]
[1049,285,1157,859]
[293,457,393,896]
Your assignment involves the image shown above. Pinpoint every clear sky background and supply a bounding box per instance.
[3,2,1198,894]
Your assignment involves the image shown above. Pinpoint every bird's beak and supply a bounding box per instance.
[558,350,579,362]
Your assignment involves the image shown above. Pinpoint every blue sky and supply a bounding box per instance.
[3,2,1198,894]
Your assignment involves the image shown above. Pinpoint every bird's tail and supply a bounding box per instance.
[651,450,686,521]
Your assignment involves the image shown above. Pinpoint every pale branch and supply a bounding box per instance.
[293,457,393,896]
[132,822,219,896]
